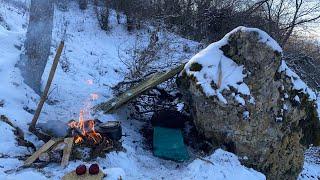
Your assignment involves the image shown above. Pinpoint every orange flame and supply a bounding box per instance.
[68,110,102,144]
[74,136,83,144]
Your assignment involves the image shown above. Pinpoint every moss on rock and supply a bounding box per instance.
[189,62,203,72]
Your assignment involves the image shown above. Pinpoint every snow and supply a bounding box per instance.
[183,37,246,103]
[243,111,250,120]
[235,94,246,106]
[0,1,319,180]
[223,26,282,53]
[186,149,265,180]
[0,2,37,156]
[278,60,320,120]
[299,147,320,179]
[183,27,271,105]
[176,102,184,112]
[279,60,317,100]
[0,170,47,180]
[243,27,282,53]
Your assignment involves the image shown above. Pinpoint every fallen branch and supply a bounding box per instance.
[29,41,64,139]
[0,115,36,151]
[94,63,185,113]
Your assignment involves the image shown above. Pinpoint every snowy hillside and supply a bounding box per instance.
[0,1,319,179]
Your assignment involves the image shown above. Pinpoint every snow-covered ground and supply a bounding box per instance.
[0,1,319,179]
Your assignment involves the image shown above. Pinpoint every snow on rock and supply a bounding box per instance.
[278,60,320,120]
[183,26,280,105]
[183,37,247,104]
[278,60,317,100]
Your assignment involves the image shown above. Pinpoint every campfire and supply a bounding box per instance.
[24,80,122,168]
[19,43,123,172]
[68,110,102,145]
[66,91,117,148]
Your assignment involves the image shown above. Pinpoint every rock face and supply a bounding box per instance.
[177,27,320,179]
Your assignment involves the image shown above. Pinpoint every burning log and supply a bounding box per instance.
[67,118,115,159]
[67,112,103,145]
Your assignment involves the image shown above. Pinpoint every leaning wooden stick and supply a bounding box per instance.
[29,41,65,133]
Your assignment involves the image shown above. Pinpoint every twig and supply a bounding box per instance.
[217,56,223,89]
[29,41,64,134]
[0,153,28,160]
[196,155,215,165]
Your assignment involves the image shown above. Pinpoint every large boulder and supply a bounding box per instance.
[177,26,320,179]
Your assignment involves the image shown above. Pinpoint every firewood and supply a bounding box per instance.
[24,138,62,166]
[39,152,50,162]
[61,137,74,168]
[29,41,64,133]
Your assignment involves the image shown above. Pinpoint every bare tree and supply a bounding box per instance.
[263,0,320,46]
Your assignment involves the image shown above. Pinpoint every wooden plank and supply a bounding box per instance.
[94,63,185,113]
[24,139,56,166]
[61,137,74,168]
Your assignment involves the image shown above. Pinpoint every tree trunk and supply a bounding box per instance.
[19,0,54,95]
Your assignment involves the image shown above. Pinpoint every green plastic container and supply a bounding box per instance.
[153,126,189,162]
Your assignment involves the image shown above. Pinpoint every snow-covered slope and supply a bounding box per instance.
[0,1,319,179]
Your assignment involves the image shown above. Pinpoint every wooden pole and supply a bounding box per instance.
[29,41,64,132]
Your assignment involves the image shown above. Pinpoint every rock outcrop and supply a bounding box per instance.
[177,26,320,179]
